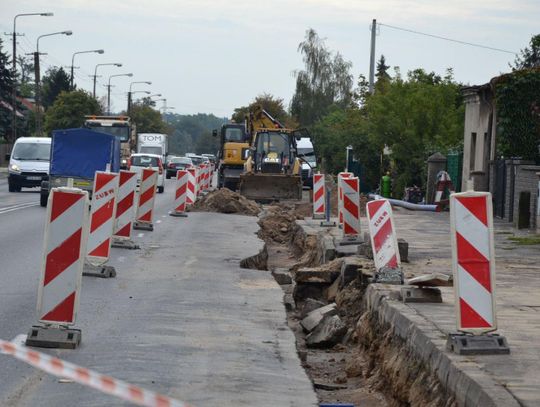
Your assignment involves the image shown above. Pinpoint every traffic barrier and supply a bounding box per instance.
[337,172,352,227]
[447,191,509,354]
[312,173,325,219]
[0,338,192,407]
[27,187,89,349]
[186,167,197,205]
[201,164,209,191]
[434,170,455,209]
[366,198,403,284]
[196,166,203,195]
[170,170,189,217]
[340,177,361,244]
[134,168,158,231]
[84,171,119,278]
[112,170,139,250]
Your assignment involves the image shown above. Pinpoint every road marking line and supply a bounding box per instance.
[137,233,144,238]
[0,202,39,215]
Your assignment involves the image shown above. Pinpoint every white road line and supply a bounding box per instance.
[156,220,162,224]
[137,233,144,238]
[0,202,39,215]
[10,334,27,346]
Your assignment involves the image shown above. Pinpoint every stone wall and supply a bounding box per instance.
[513,164,540,228]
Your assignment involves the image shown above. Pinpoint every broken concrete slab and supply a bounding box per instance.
[283,293,296,312]
[301,303,337,332]
[335,243,359,258]
[398,238,409,262]
[319,235,336,263]
[360,233,409,263]
[272,268,292,285]
[300,298,326,318]
[407,272,453,287]
[294,267,340,284]
[306,314,347,348]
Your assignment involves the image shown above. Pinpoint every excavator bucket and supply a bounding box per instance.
[238,173,303,202]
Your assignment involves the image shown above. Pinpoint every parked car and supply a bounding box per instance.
[128,153,165,193]
[166,156,193,179]
[7,137,51,192]
[187,154,204,167]
[202,153,217,166]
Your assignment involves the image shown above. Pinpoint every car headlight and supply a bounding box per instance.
[10,163,21,173]
[121,159,127,165]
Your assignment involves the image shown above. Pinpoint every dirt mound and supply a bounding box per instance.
[257,205,297,244]
[192,188,261,216]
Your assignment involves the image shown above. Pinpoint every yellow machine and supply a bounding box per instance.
[213,123,250,190]
[238,106,304,201]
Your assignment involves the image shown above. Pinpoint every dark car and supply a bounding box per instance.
[166,156,194,179]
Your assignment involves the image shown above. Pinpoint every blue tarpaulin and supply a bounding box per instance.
[50,128,120,179]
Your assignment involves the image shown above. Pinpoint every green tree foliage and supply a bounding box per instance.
[376,55,391,81]
[291,29,353,126]
[44,90,101,134]
[41,67,71,109]
[0,38,15,141]
[17,55,35,98]
[232,93,296,127]
[312,108,380,189]
[166,113,226,155]
[366,68,464,195]
[494,69,540,160]
[512,34,540,70]
[128,103,169,134]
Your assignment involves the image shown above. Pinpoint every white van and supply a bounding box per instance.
[297,137,316,188]
[7,137,51,192]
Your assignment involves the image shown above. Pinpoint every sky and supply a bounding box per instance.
[1,0,539,117]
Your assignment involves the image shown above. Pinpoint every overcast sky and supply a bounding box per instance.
[2,0,538,117]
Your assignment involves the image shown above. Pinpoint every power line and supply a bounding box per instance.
[378,22,517,55]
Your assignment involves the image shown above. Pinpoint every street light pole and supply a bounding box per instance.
[70,49,104,90]
[10,12,53,142]
[35,30,72,136]
[127,81,151,115]
[92,62,122,98]
[107,73,133,115]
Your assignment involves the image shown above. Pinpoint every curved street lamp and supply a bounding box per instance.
[127,81,151,114]
[70,49,104,89]
[107,73,133,115]
[92,62,122,98]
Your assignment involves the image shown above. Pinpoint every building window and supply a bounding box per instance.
[470,132,477,170]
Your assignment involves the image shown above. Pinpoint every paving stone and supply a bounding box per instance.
[300,303,337,332]
[306,314,347,348]
[272,268,292,285]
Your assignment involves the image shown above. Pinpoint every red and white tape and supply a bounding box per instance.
[0,338,192,407]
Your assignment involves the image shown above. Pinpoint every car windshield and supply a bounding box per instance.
[12,142,51,161]
[191,157,203,166]
[297,148,316,164]
[131,155,159,167]
[224,127,245,142]
[172,157,192,164]
[140,146,162,156]
[85,123,130,142]
[256,132,291,163]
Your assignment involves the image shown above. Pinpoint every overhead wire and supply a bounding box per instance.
[377,22,517,55]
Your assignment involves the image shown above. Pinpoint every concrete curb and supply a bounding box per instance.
[364,285,519,407]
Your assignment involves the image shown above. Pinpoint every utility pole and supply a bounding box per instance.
[33,51,42,136]
[368,19,377,95]
[127,91,132,115]
[11,32,23,143]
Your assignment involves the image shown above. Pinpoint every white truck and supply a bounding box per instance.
[137,133,168,163]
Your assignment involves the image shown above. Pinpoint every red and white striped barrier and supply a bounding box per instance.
[37,187,89,325]
[134,168,158,231]
[312,173,325,219]
[0,339,192,407]
[86,172,118,266]
[201,164,208,191]
[341,177,361,242]
[337,172,352,226]
[434,170,455,207]
[170,170,189,217]
[450,192,496,333]
[186,167,197,205]
[196,166,203,195]
[366,199,401,271]
[113,170,138,243]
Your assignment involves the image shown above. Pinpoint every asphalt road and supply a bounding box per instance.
[0,177,317,406]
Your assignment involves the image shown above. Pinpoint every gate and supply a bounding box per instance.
[493,159,506,218]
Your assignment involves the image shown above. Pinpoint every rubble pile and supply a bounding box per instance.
[192,188,260,216]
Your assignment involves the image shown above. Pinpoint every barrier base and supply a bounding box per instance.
[83,264,116,278]
[338,235,363,246]
[25,325,81,349]
[401,286,442,303]
[446,333,510,355]
[373,267,404,285]
[133,221,153,231]
[169,211,188,217]
[312,214,325,220]
[320,220,337,227]
[111,237,140,250]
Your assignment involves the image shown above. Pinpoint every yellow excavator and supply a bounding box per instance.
[238,106,305,201]
[213,123,250,190]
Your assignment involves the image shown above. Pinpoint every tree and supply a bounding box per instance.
[290,28,353,126]
[41,67,71,109]
[127,103,169,134]
[0,38,16,141]
[232,93,296,127]
[511,34,540,70]
[44,90,101,134]
[166,113,226,155]
[376,55,391,81]
[16,55,35,98]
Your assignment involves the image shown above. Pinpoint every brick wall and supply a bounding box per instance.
[513,164,540,228]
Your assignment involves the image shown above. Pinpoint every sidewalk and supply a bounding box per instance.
[391,209,540,406]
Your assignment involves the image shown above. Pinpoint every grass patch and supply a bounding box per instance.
[496,231,514,235]
[508,235,540,245]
